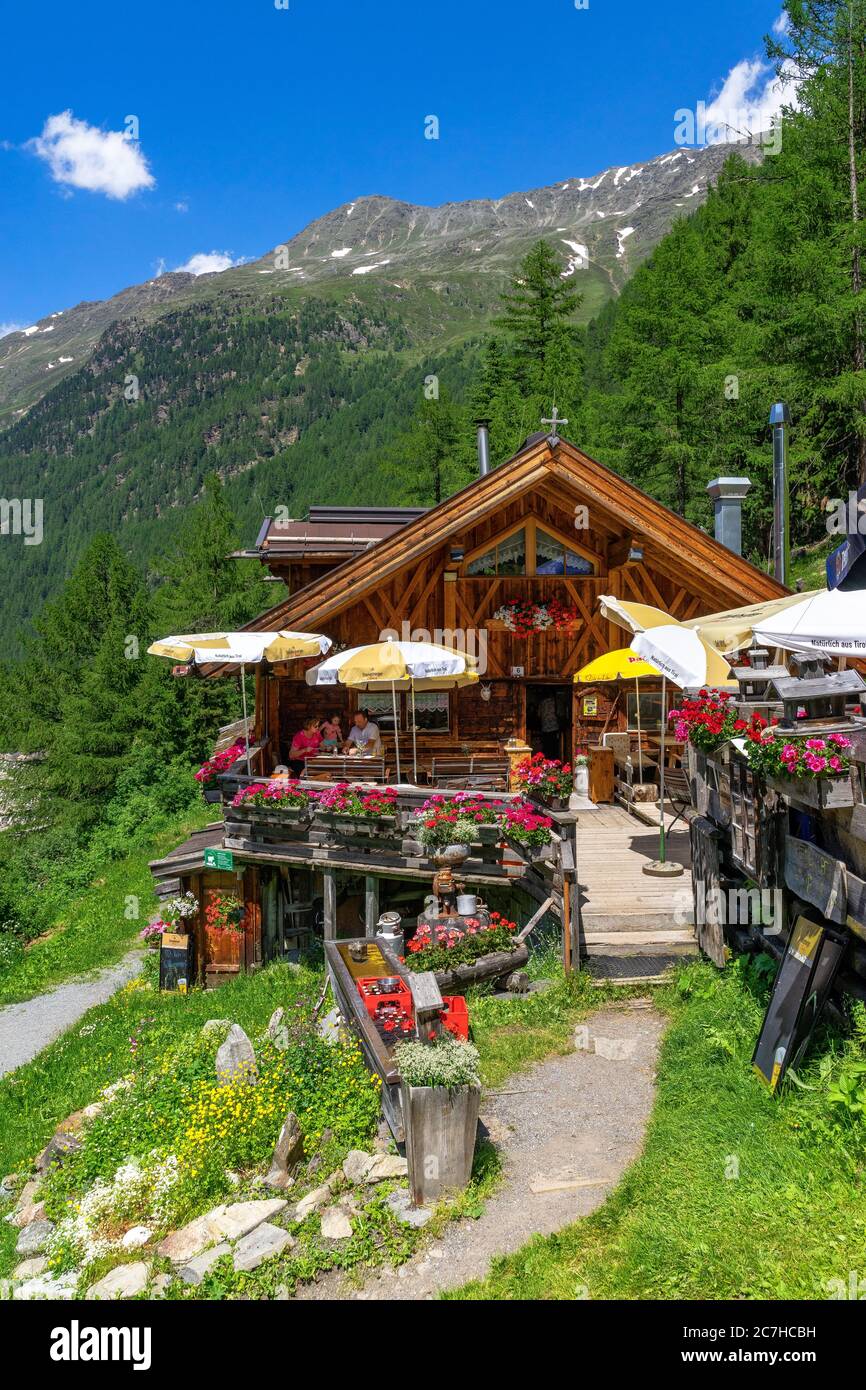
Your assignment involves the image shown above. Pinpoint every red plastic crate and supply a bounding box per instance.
[440,995,469,1040]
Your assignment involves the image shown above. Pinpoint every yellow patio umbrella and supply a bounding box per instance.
[306,640,479,783]
[682,591,819,656]
[574,647,661,783]
[148,629,332,774]
[598,595,676,635]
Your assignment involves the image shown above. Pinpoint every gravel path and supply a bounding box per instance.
[0,949,144,1077]
[298,1000,665,1301]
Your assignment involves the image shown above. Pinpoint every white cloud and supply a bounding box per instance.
[772,11,790,36]
[174,200,189,213]
[172,250,243,276]
[702,55,798,142]
[30,111,155,200]
[0,323,24,338]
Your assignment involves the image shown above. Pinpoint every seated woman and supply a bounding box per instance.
[288,717,323,776]
[319,713,343,752]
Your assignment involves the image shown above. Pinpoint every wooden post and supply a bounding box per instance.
[364,874,379,938]
[323,868,337,942]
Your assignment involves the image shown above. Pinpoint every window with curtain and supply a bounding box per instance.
[535,527,595,576]
[466,527,526,576]
[357,692,450,734]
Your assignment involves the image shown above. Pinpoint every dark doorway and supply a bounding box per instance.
[526,683,572,764]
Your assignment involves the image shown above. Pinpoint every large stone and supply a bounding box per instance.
[15,1219,53,1257]
[121,1225,152,1250]
[36,1130,82,1174]
[385,1188,433,1229]
[9,1200,45,1230]
[266,1007,285,1039]
[201,1018,232,1040]
[0,1173,19,1199]
[365,1154,408,1183]
[264,1112,304,1190]
[294,1182,334,1221]
[232,1222,294,1273]
[215,1024,258,1085]
[178,1242,230,1286]
[12,1256,47,1280]
[342,1150,374,1185]
[13,1271,78,1301]
[316,1008,342,1044]
[6,1178,38,1218]
[209,1199,287,1241]
[157,1212,223,1264]
[320,1207,353,1241]
[86,1261,150,1301]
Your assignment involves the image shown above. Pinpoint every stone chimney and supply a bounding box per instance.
[706,477,751,557]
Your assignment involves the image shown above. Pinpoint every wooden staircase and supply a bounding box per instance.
[576,804,697,983]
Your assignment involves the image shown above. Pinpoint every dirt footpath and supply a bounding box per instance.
[304,1002,665,1300]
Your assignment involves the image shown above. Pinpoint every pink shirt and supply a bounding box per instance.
[290,730,322,758]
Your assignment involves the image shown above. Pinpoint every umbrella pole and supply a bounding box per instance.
[635,677,644,783]
[410,679,418,785]
[658,676,667,864]
[241,664,252,776]
[391,680,402,785]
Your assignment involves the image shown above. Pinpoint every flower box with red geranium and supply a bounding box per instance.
[747,731,856,809]
[512,753,573,808]
[229,780,316,825]
[491,597,578,635]
[311,783,401,837]
[500,801,555,866]
[411,793,507,848]
[404,912,521,973]
[195,740,248,799]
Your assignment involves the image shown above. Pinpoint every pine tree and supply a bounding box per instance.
[767,0,866,484]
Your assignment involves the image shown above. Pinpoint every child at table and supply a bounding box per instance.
[319,713,343,751]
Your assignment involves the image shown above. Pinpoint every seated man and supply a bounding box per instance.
[343,709,381,755]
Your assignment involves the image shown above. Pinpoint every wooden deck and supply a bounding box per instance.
[576,804,696,958]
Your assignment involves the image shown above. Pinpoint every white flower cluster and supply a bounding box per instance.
[163,891,199,923]
[47,1152,180,1269]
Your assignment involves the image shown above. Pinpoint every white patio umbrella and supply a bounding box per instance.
[752,587,866,657]
[305,640,478,784]
[148,629,332,774]
[630,625,734,873]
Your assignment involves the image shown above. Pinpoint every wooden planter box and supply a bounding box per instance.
[426,943,530,992]
[235,804,310,824]
[768,774,856,811]
[202,788,222,804]
[502,835,555,876]
[312,810,400,838]
[533,791,571,812]
[402,1081,481,1205]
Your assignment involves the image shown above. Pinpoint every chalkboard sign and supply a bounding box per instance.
[159,932,192,992]
[753,915,844,1090]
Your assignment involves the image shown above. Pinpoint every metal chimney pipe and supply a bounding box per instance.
[475,418,492,477]
[769,402,791,586]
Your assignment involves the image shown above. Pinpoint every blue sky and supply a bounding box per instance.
[0,0,790,328]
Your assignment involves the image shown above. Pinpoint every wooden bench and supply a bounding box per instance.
[429,756,510,790]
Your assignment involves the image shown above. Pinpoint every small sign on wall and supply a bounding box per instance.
[510,666,525,678]
[582,695,598,718]
[204,847,235,871]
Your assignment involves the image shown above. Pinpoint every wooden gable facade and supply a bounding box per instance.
[235,434,786,766]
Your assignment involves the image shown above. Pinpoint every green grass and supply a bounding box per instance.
[0,961,319,1226]
[450,958,866,1300]
[0,808,212,1007]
